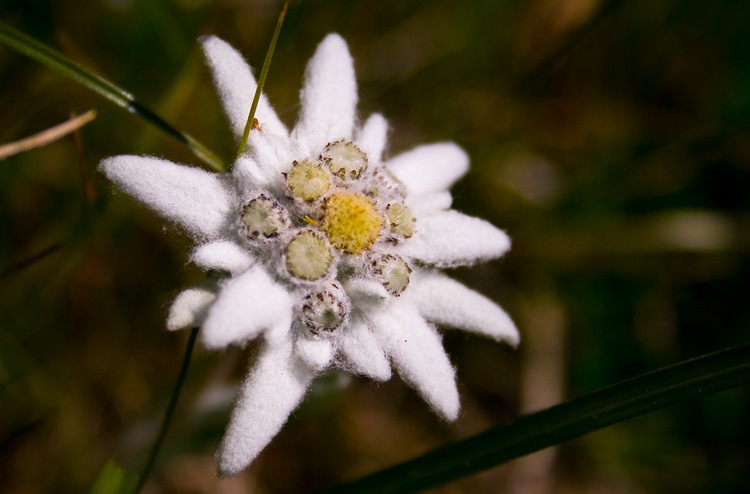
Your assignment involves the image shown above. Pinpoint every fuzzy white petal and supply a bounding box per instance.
[368,301,459,421]
[338,316,391,381]
[405,191,453,216]
[356,113,388,164]
[295,337,335,372]
[218,337,315,477]
[200,36,288,140]
[396,210,511,267]
[345,277,389,301]
[245,132,296,186]
[166,287,216,331]
[386,143,469,194]
[191,240,254,274]
[101,155,234,239]
[201,266,294,349]
[232,154,284,195]
[292,34,357,156]
[408,271,519,346]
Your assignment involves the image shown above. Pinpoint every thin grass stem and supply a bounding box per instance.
[0,110,96,160]
[135,327,199,493]
[0,22,225,172]
[234,0,289,163]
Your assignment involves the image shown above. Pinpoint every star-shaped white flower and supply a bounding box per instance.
[101,34,519,476]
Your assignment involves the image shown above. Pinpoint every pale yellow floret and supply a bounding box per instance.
[373,254,412,295]
[286,230,334,280]
[322,190,384,254]
[301,283,348,333]
[386,202,415,238]
[240,195,288,238]
[322,140,368,179]
[287,159,331,201]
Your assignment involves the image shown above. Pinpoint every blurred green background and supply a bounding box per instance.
[2,0,750,492]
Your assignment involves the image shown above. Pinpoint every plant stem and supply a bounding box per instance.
[0,110,96,160]
[0,22,225,172]
[135,327,199,493]
[321,342,750,494]
[235,0,289,163]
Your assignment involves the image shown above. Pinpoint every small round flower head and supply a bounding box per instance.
[285,230,334,281]
[287,159,331,201]
[322,139,368,179]
[240,194,290,239]
[299,281,350,335]
[321,190,384,254]
[386,202,415,238]
[372,254,412,295]
[100,33,519,478]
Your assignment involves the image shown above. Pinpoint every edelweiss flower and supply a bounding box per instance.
[101,34,519,476]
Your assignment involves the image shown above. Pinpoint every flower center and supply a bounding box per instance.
[322,140,368,179]
[285,230,334,280]
[372,254,412,295]
[300,282,349,334]
[240,195,289,238]
[386,202,415,238]
[287,159,331,201]
[321,190,384,254]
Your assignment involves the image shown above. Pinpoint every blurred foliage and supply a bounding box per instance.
[89,459,138,494]
[1,0,749,493]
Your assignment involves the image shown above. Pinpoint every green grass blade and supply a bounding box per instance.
[136,327,199,493]
[322,342,750,494]
[0,21,225,172]
[235,0,289,162]
[0,243,62,279]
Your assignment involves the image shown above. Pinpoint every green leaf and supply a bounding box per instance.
[322,342,750,494]
[0,21,225,172]
[89,460,138,494]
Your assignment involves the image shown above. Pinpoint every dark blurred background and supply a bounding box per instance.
[1,0,750,492]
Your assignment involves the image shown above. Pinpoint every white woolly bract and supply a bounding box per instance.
[355,113,389,164]
[407,271,520,346]
[167,287,216,331]
[218,337,315,477]
[101,155,234,240]
[394,210,512,267]
[191,240,255,274]
[386,142,469,195]
[367,299,460,421]
[201,267,294,349]
[200,35,288,140]
[292,34,357,157]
